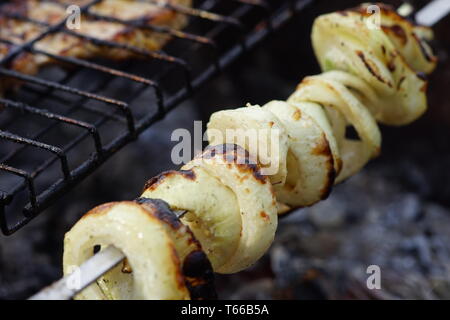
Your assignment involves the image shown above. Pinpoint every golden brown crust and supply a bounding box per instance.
[201,144,269,185]
[143,170,196,192]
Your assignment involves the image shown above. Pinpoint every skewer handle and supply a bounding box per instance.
[415,0,450,26]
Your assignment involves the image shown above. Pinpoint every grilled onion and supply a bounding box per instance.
[207,104,289,186]
[142,167,242,272]
[311,4,437,125]
[182,144,278,273]
[263,100,338,207]
[63,199,215,299]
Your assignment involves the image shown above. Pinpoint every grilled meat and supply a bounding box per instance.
[0,0,191,93]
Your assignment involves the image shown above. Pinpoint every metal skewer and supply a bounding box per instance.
[415,0,450,26]
[28,0,450,300]
[29,245,125,300]
[29,210,187,300]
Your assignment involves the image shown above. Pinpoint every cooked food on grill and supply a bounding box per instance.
[142,165,244,272]
[312,4,436,126]
[63,3,437,299]
[0,0,191,92]
[64,199,216,300]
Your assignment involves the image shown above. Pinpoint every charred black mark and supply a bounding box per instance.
[135,199,214,298]
[390,25,407,44]
[397,76,406,90]
[420,82,428,93]
[412,33,437,63]
[416,72,427,81]
[260,211,269,221]
[143,169,196,192]
[202,144,268,184]
[201,143,250,159]
[183,250,213,278]
[183,250,217,300]
[135,198,183,230]
[356,50,392,87]
[336,157,343,173]
[180,170,196,180]
[382,25,407,45]
[315,134,335,199]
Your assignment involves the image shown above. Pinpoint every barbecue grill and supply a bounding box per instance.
[0,0,314,236]
[1,0,449,301]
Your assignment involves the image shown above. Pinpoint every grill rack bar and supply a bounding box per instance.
[0,57,149,209]
[44,0,219,48]
[0,0,98,65]
[0,0,314,235]
[0,13,194,90]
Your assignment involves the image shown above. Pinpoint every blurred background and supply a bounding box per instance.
[1,0,449,299]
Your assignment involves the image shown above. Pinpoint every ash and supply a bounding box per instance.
[217,167,450,299]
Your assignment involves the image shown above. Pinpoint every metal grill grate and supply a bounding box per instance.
[0,0,313,235]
